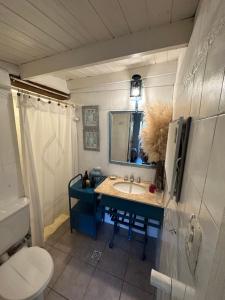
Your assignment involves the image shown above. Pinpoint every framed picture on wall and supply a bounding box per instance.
[83,128,100,151]
[82,106,99,127]
[82,106,100,151]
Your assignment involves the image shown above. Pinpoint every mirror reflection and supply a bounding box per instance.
[109,111,151,167]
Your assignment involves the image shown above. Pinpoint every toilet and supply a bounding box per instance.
[0,197,53,300]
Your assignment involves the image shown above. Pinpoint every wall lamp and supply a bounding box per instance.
[130,74,142,98]
[130,74,142,111]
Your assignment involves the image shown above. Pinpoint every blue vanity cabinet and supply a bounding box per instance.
[100,194,164,222]
[100,193,164,260]
[68,175,106,239]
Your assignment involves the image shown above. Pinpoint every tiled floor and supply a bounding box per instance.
[44,221,157,300]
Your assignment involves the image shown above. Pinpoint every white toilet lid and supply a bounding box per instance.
[0,247,54,300]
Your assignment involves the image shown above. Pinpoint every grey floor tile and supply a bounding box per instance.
[53,257,95,300]
[46,221,69,246]
[55,231,106,266]
[125,257,155,294]
[45,289,67,300]
[120,282,155,300]
[110,230,132,253]
[129,240,144,260]
[53,231,78,254]
[97,246,129,279]
[46,246,72,288]
[83,269,123,300]
[84,236,107,265]
[130,237,157,264]
[99,224,132,252]
[97,223,112,241]
[44,287,51,298]
[115,235,131,253]
[119,227,133,238]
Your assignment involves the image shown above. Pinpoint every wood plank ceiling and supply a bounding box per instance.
[51,48,183,80]
[0,0,199,66]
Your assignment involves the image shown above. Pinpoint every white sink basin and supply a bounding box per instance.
[113,182,146,195]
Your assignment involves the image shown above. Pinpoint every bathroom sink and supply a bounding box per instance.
[113,182,146,195]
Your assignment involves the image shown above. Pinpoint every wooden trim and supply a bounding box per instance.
[10,75,70,101]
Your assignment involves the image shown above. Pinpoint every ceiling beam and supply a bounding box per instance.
[68,60,178,91]
[21,18,194,79]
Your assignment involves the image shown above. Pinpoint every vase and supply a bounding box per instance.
[154,160,165,191]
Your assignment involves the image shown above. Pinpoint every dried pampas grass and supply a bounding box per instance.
[141,104,172,162]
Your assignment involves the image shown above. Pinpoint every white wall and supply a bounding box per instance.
[70,61,177,181]
[0,60,20,77]
[0,67,24,203]
[28,74,70,94]
[159,0,225,299]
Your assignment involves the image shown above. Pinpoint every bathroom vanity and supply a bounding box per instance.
[95,177,165,259]
[95,177,164,222]
[68,174,165,259]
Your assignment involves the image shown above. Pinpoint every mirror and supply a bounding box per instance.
[109,111,153,168]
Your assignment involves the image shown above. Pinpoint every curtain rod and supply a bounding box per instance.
[11,87,76,108]
[10,75,70,100]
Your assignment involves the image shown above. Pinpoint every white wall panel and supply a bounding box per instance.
[190,56,206,118]
[0,69,24,203]
[203,114,225,228]
[159,0,225,299]
[187,203,218,300]
[71,61,176,181]
[185,117,217,196]
[200,36,225,117]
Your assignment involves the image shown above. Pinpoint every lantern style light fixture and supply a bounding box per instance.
[130,74,142,98]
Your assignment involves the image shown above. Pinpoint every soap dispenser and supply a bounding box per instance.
[82,170,89,188]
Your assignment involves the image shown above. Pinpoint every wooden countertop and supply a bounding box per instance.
[95,177,164,208]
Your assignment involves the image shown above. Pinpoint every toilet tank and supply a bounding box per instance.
[0,197,30,256]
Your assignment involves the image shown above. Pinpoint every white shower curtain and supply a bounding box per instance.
[16,93,77,246]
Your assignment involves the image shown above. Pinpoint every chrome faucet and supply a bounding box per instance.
[130,174,134,182]
[124,175,128,181]
[136,176,141,183]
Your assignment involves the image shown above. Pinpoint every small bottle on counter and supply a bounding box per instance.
[90,176,96,188]
[82,170,89,189]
